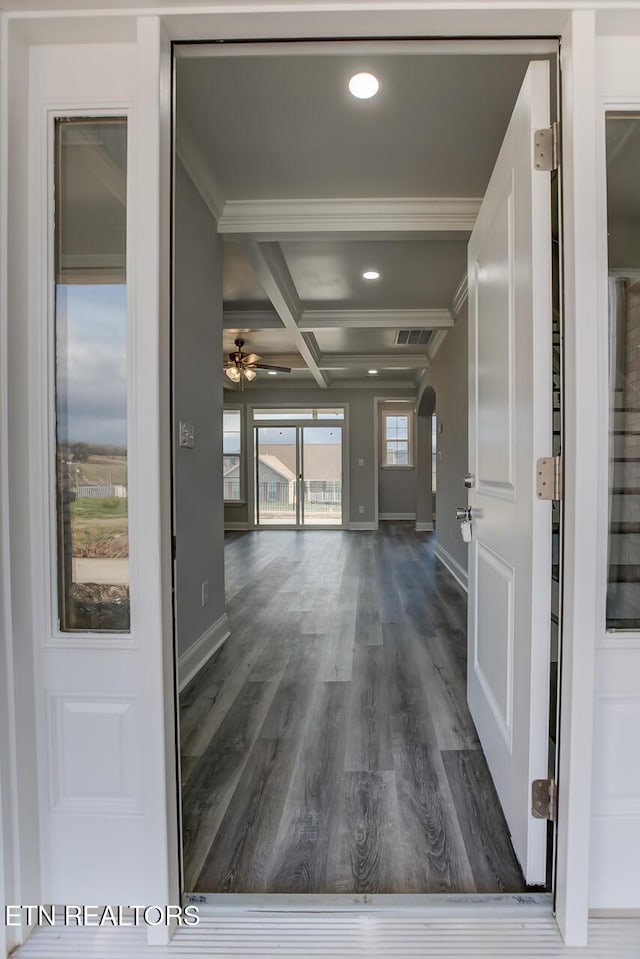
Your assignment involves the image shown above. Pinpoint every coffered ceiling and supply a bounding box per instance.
[176,43,550,389]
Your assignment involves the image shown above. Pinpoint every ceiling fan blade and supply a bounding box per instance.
[254,363,292,373]
[243,353,261,365]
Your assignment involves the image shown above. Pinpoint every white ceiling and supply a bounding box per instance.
[280,239,467,309]
[179,53,540,201]
[176,45,548,389]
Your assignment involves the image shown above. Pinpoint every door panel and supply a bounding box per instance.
[475,186,515,496]
[301,426,343,527]
[467,60,553,884]
[255,426,298,526]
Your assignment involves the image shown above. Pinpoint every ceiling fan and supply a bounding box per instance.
[224,338,292,388]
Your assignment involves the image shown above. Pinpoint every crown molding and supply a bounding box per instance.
[451,271,469,318]
[176,122,226,222]
[299,308,453,330]
[218,197,481,235]
[427,330,449,363]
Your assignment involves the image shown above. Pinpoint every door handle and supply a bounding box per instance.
[456,506,472,522]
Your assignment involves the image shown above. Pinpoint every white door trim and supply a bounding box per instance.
[0,5,614,951]
[248,404,350,529]
[554,10,599,947]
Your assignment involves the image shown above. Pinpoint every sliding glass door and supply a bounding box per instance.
[254,417,343,528]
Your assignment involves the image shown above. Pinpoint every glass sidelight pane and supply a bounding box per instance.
[223,409,242,501]
[55,118,129,632]
[302,427,342,526]
[605,114,640,630]
[255,426,297,525]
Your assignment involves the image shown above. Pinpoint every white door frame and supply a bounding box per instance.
[0,3,620,951]
[249,406,349,530]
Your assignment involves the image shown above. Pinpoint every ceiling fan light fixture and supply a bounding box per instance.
[225,366,241,383]
[243,368,257,382]
[348,72,379,100]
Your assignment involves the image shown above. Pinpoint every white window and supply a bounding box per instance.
[223,409,243,502]
[381,408,414,467]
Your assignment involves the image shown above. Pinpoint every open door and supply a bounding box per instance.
[466,60,553,885]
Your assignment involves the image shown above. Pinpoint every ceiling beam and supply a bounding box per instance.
[224,310,283,331]
[299,308,453,331]
[247,241,329,388]
[219,197,481,237]
[318,353,430,371]
[224,307,454,331]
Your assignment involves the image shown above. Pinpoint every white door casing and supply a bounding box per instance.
[21,21,178,928]
[467,60,553,884]
[0,8,613,949]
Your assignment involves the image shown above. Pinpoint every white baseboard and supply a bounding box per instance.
[415,521,434,532]
[224,522,250,531]
[379,512,417,521]
[348,521,378,531]
[434,543,468,592]
[178,613,230,692]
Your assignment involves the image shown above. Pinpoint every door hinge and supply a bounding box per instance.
[532,778,557,821]
[534,121,560,172]
[536,455,563,501]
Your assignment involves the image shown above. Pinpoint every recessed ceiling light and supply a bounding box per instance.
[267,370,278,375]
[348,72,379,100]
[368,369,379,375]
[362,270,380,280]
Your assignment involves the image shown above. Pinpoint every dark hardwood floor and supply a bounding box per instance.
[180,523,525,895]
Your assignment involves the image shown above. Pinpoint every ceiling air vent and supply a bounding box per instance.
[395,329,432,346]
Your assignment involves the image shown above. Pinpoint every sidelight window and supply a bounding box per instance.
[223,408,243,502]
[605,113,640,630]
[54,118,129,633]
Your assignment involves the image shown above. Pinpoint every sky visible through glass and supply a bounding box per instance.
[56,284,127,446]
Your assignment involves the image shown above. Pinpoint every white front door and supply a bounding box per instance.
[467,60,553,884]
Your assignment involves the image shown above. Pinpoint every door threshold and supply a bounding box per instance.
[185,891,552,917]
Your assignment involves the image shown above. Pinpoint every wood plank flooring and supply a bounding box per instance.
[180,523,525,894]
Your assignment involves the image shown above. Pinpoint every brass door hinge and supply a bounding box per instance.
[534,121,560,172]
[532,778,557,821]
[536,455,563,501]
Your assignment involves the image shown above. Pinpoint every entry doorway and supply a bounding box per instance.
[172,38,561,903]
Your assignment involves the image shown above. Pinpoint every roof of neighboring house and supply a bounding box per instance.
[223,461,240,478]
[258,443,341,481]
[256,453,296,483]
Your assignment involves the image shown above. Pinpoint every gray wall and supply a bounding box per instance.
[378,465,417,516]
[427,302,469,571]
[377,400,418,517]
[174,160,226,658]
[223,386,416,527]
[415,409,434,528]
